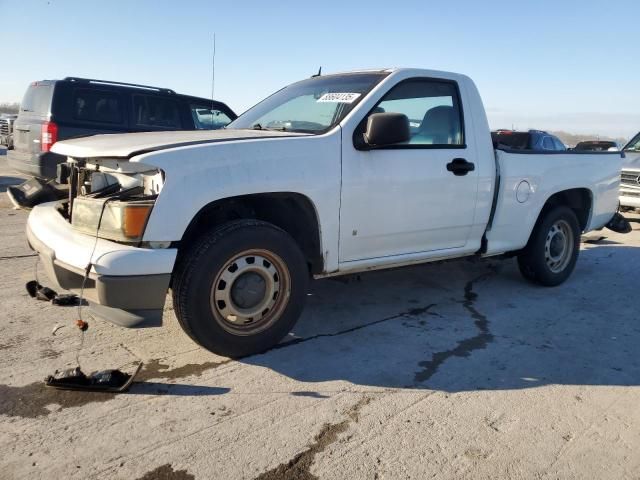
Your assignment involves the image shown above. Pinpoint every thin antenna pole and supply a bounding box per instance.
[211,33,216,101]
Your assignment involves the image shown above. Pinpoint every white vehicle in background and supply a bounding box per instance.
[620,132,640,210]
[0,113,17,149]
[24,68,624,357]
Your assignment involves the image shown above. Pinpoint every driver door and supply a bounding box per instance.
[339,78,480,263]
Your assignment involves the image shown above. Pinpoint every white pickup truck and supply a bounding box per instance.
[25,68,623,357]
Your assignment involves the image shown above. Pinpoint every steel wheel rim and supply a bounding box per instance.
[210,249,291,336]
[544,219,574,273]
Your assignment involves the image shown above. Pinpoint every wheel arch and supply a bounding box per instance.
[537,188,593,232]
[177,192,324,274]
[520,187,593,251]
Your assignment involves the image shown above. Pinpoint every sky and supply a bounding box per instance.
[0,0,638,139]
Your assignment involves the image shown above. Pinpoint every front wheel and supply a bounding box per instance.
[517,206,581,286]
[172,220,308,357]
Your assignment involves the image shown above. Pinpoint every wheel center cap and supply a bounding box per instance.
[230,272,267,309]
[550,233,565,258]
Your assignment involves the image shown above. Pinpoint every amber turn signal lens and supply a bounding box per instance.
[122,205,152,239]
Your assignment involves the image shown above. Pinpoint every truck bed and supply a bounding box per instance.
[484,149,622,255]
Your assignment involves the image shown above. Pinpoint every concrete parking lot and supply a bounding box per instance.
[1,157,639,480]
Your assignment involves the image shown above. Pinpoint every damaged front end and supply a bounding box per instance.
[25,156,177,328]
[62,157,164,245]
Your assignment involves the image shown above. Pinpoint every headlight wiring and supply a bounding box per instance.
[74,185,151,367]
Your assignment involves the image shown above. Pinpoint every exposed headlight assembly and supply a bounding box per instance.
[72,196,154,243]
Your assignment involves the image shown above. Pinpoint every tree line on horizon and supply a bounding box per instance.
[0,102,19,115]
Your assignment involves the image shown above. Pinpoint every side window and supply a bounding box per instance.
[72,89,123,124]
[133,95,181,129]
[542,136,555,150]
[191,104,232,130]
[552,137,566,151]
[371,79,464,146]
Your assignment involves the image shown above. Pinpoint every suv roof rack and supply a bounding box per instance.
[63,77,176,94]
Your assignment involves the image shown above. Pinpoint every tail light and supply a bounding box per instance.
[41,121,58,152]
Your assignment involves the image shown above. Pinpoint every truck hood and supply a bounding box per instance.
[50,129,309,159]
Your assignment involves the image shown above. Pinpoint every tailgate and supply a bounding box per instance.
[13,117,44,155]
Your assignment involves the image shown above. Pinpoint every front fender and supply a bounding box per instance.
[137,133,342,272]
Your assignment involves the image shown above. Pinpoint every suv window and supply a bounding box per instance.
[492,132,530,149]
[552,137,566,151]
[20,84,53,115]
[133,95,181,129]
[542,136,555,150]
[372,79,463,146]
[190,104,232,130]
[73,89,123,124]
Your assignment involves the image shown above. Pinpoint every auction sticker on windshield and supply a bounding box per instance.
[317,93,361,103]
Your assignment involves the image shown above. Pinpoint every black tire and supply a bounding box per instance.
[172,220,308,357]
[517,206,580,286]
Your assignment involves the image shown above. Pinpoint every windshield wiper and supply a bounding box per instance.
[251,123,263,130]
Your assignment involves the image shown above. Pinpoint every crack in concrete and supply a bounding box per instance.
[269,304,437,353]
[253,396,371,480]
[414,268,497,383]
[0,253,37,261]
[135,463,195,480]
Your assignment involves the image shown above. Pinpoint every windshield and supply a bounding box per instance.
[625,132,640,152]
[228,72,388,134]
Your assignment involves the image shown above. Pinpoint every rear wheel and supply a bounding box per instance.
[517,206,580,286]
[172,220,308,357]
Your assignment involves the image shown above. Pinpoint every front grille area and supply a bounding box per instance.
[621,171,640,187]
[0,119,9,136]
[621,190,640,198]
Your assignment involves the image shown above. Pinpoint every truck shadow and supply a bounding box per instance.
[242,243,640,393]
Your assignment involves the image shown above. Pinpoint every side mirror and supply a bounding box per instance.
[364,112,410,147]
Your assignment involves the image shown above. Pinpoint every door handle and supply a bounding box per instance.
[446,158,475,176]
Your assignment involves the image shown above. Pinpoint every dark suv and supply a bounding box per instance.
[8,77,236,178]
[491,129,566,151]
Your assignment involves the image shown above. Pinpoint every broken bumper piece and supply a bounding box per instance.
[605,212,632,234]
